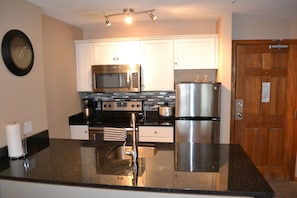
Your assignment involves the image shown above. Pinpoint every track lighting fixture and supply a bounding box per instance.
[104,8,157,27]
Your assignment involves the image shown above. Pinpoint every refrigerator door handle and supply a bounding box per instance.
[234,99,243,120]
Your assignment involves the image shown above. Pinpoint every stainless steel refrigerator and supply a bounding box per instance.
[175,82,221,144]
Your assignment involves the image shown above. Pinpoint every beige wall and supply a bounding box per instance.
[0,0,47,147]
[217,13,232,144]
[233,14,297,40]
[42,15,82,139]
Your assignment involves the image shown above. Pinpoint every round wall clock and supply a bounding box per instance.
[1,30,34,76]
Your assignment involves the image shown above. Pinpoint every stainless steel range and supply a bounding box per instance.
[89,100,144,141]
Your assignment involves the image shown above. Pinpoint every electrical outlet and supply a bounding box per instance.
[24,121,32,135]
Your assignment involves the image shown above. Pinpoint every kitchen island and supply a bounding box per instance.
[0,137,274,198]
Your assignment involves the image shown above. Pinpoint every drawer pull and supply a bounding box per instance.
[154,131,158,134]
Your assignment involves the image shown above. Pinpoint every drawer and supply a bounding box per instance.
[138,126,173,143]
[70,125,89,140]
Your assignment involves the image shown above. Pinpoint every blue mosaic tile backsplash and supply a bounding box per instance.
[79,91,176,111]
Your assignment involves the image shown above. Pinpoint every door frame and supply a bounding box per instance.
[230,40,297,180]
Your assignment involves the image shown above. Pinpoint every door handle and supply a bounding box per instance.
[235,99,243,120]
[127,71,131,90]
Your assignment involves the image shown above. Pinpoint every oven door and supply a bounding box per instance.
[89,127,104,141]
[89,127,135,142]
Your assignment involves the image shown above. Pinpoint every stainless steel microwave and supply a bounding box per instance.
[91,64,141,92]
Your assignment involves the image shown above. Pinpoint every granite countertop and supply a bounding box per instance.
[69,111,175,127]
[0,138,274,198]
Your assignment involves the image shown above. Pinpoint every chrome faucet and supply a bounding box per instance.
[125,113,138,163]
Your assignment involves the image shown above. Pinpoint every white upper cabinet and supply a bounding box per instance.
[174,35,218,69]
[75,35,219,92]
[141,40,174,91]
[93,41,141,65]
[75,42,93,92]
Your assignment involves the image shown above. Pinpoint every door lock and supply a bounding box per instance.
[235,99,243,120]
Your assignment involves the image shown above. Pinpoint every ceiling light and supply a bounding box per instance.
[104,8,157,27]
[125,15,133,24]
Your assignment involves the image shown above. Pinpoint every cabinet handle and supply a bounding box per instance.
[154,131,158,134]
[84,130,88,133]
[113,57,116,61]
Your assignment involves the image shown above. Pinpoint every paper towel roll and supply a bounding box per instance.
[6,123,24,159]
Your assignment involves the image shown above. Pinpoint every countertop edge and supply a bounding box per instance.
[0,175,273,197]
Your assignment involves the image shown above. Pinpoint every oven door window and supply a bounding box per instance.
[95,73,128,88]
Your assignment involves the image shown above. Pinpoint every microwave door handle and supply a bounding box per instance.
[127,71,131,90]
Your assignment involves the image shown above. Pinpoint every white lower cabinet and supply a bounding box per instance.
[138,126,174,143]
[70,125,89,140]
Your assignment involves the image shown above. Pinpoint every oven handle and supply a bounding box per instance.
[88,127,137,131]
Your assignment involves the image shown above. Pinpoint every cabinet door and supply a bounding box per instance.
[93,42,116,64]
[174,36,218,69]
[70,125,89,140]
[116,41,140,64]
[139,126,174,143]
[93,41,140,64]
[141,40,174,91]
[75,43,93,91]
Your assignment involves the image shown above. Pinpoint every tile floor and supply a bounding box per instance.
[268,180,297,198]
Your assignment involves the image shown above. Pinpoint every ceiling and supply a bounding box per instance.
[26,0,297,29]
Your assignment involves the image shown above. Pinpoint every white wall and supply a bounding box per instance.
[0,0,47,147]
[83,19,218,39]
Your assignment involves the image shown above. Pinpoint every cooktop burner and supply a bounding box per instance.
[90,111,144,127]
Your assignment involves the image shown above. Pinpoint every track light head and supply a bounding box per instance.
[149,13,157,22]
[105,17,111,27]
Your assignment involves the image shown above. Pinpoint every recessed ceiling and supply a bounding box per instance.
[26,0,297,29]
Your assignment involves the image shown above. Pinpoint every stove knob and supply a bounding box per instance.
[108,104,112,108]
[131,104,135,108]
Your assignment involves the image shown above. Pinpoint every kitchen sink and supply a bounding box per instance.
[107,145,157,160]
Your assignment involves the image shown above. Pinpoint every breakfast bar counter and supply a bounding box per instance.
[0,138,274,198]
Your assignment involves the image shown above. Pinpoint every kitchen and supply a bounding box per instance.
[0,0,297,197]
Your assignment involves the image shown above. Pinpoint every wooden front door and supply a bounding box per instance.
[231,40,297,180]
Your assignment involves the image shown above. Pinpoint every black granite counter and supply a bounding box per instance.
[0,138,273,198]
[69,111,175,127]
